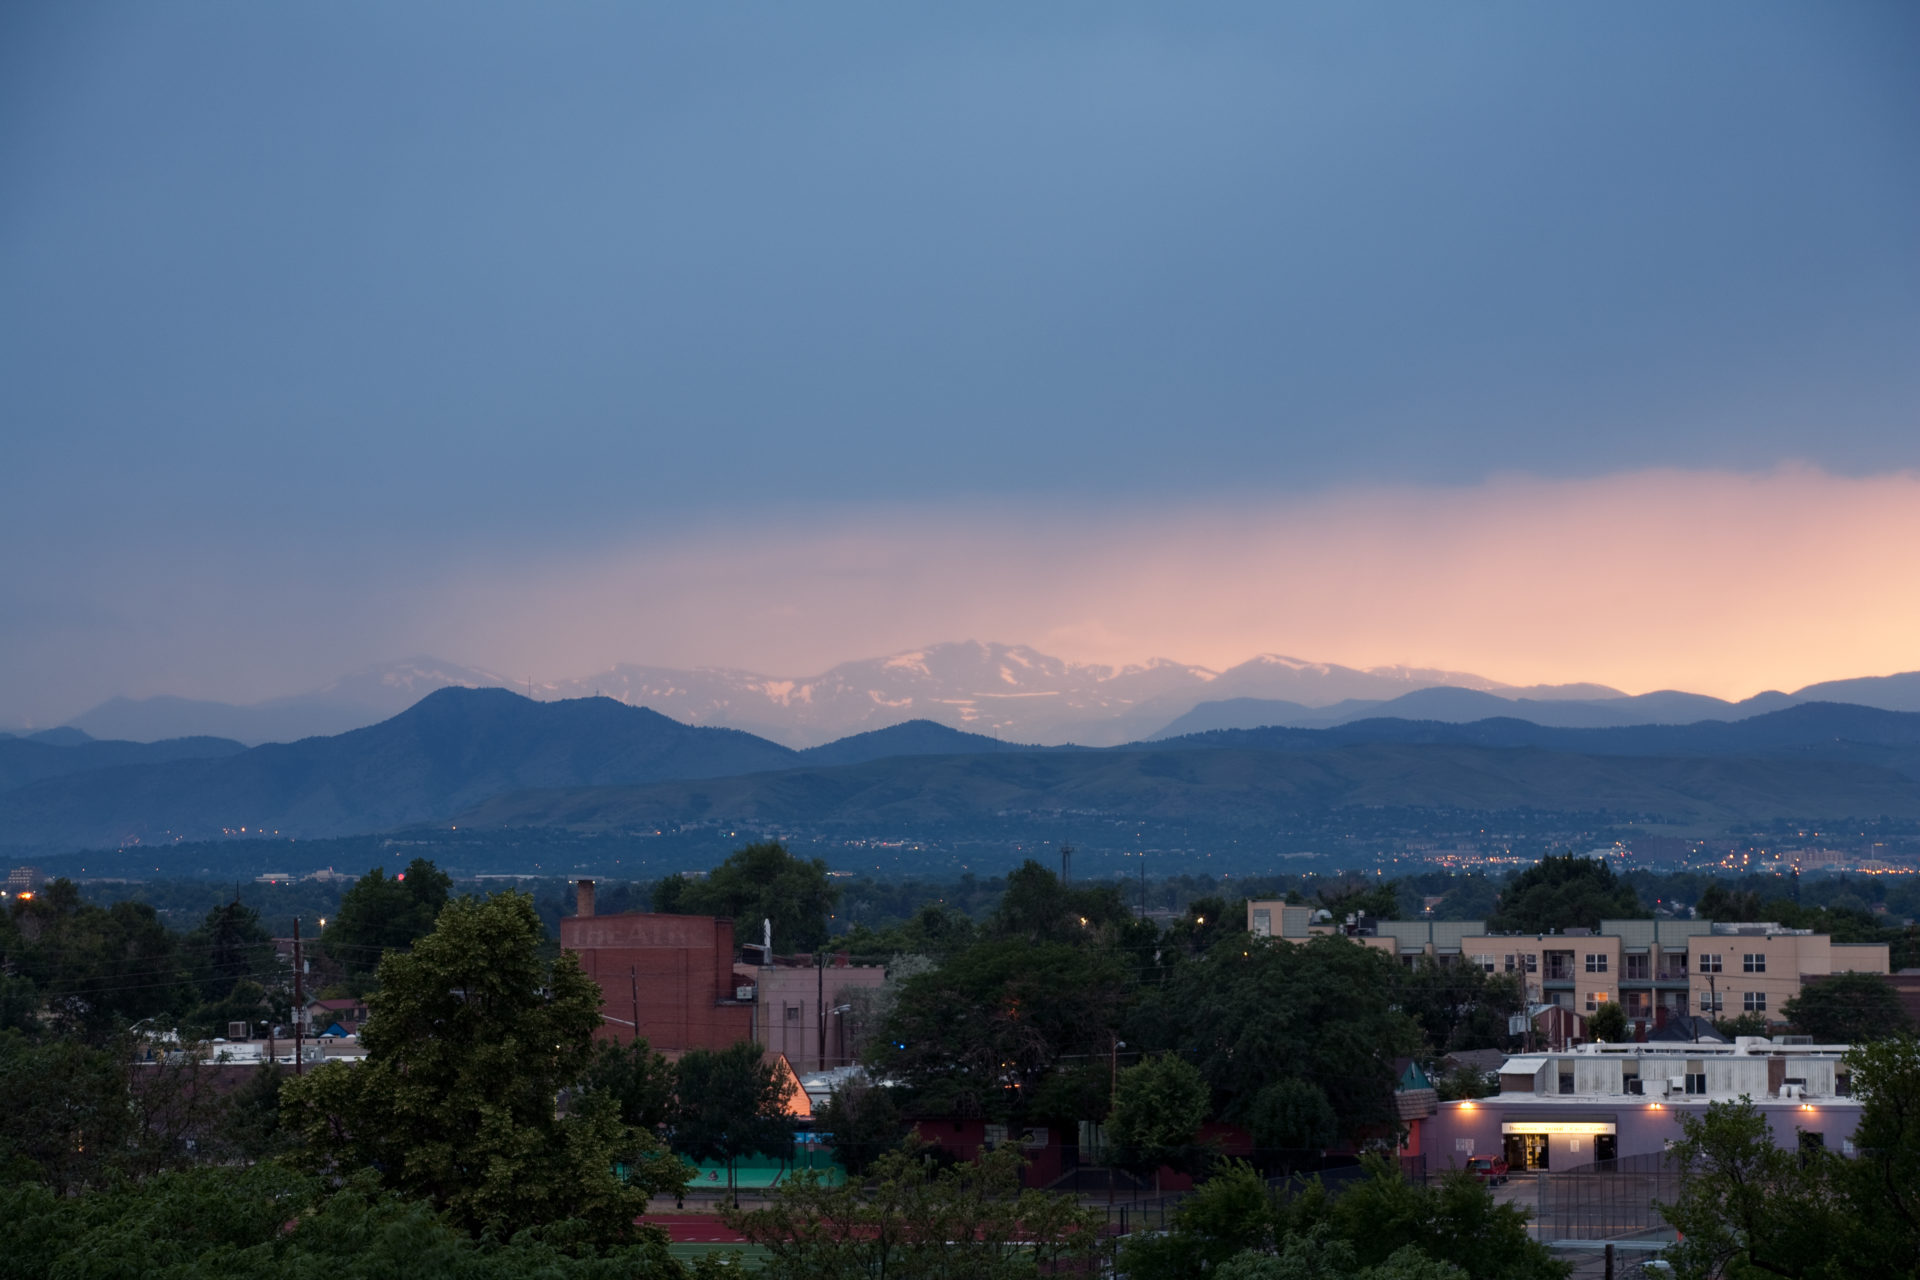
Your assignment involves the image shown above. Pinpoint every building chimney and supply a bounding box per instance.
[576,879,596,919]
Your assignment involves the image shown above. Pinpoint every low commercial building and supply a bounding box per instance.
[1243,905,1889,1035]
[1426,1038,1861,1172]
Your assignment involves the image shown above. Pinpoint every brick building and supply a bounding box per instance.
[559,879,887,1068]
[559,880,753,1055]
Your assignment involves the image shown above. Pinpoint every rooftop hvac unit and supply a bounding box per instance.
[1779,1084,1802,1100]
[1669,1076,1687,1092]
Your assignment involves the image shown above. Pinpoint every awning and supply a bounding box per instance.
[1501,1120,1616,1135]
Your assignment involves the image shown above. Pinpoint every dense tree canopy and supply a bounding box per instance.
[874,936,1132,1120]
[1484,855,1646,933]
[1120,1159,1563,1280]
[283,891,682,1244]
[670,1040,794,1200]
[1135,935,1422,1139]
[321,858,453,987]
[653,841,840,952]
[1658,1037,1920,1279]
[1107,1053,1211,1184]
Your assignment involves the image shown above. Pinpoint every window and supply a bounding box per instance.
[1744,991,1767,1013]
[1837,1072,1851,1097]
[1473,954,1496,973]
[785,1005,801,1022]
[1699,953,1723,973]
[1585,954,1609,973]
[1504,954,1517,972]
[1559,1072,1575,1095]
[1252,908,1271,937]
[1586,990,1610,1011]
[1524,954,1539,973]
[1743,953,1766,973]
[1700,990,1724,1012]
[1625,955,1650,980]
[1685,1073,1707,1095]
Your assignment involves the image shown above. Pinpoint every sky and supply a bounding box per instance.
[3,3,1918,724]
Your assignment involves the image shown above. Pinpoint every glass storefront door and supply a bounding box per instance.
[1504,1132,1549,1171]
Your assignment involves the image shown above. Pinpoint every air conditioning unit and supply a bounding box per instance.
[227,1021,250,1039]
[1779,1084,1802,1100]
[735,985,756,1001]
[1668,1076,1687,1093]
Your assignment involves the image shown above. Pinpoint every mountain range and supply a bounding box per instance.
[10,685,1920,855]
[43,642,1920,749]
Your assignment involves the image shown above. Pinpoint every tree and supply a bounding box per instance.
[726,1144,1103,1280]
[579,1036,678,1132]
[281,891,683,1244]
[1318,878,1403,923]
[1656,1098,1854,1280]
[321,858,452,987]
[5,883,193,1043]
[1485,856,1646,933]
[1398,960,1523,1055]
[817,1077,907,1178]
[989,859,1148,949]
[1712,1012,1771,1040]
[0,1034,133,1193]
[672,1040,794,1204]
[1840,1034,1920,1272]
[653,842,839,952]
[1246,1078,1338,1159]
[1587,1000,1629,1044]
[874,937,1131,1120]
[1120,1159,1278,1280]
[1108,1053,1210,1188]
[184,898,275,1004]
[1307,1157,1564,1280]
[1781,973,1914,1045]
[0,1164,699,1280]
[1136,935,1422,1140]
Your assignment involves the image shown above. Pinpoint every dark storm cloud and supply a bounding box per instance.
[1,3,1916,720]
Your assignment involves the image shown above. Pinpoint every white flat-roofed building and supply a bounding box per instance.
[1426,1037,1861,1173]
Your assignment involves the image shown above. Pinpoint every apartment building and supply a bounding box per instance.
[1426,1038,1861,1171]
[1243,905,1888,1034]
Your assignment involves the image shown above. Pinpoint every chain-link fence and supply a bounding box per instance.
[1531,1151,1681,1242]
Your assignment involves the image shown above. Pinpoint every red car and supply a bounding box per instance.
[1466,1154,1510,1185]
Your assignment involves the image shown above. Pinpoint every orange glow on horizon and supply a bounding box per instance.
[438,465,1920,703]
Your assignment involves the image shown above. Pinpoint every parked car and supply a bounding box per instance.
[1465,1154,1509,1185]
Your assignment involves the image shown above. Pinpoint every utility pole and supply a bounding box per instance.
[630,966,640,1045]
[1060,844,1072,884]
[1107,1032,1124,1208]
[292,916,304,1076]
[817,951,826,1073]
